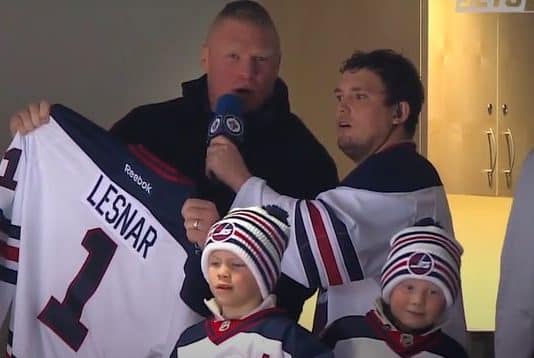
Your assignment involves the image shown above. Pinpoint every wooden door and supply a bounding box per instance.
[497,13,534,196]
[428,0,499,195]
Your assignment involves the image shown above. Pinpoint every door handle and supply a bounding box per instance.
[502,103,509,115]
[503,128,515,188]
[485,128,497,187]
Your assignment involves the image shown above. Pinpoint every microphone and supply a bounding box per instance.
[206,94,244,181]
[207,93,244,146]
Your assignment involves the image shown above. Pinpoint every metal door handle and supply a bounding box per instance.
[502,103,508,115]
[503,128,515,188]
[485,128,497,187]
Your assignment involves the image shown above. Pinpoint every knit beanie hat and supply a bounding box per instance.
[380,222,463,308]
[201,205,290,299]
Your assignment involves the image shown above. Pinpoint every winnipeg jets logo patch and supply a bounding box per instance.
[209,115,222,136]
[209,222,235,242]
[225,115,243,136]
[408,252,434,275]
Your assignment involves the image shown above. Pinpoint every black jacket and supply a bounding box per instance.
[110,75,339,319]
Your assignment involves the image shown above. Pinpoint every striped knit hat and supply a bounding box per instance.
[380,222,463,308]
[201,205,290,299]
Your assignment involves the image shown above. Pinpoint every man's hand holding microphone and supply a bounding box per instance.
[182,93,252,248]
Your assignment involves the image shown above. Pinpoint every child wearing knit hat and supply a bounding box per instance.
[171,205,333,358]
[322,219,469,358]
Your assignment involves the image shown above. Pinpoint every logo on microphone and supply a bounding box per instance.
[225,115,243,136]
[407,252,434,275]
[209,115,222,137]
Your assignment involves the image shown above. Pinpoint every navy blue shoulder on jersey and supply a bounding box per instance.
[340,143,443,193]
[321,315,374,348]
[50,104,210,317]
[426,333,469,358]
[50,104,193,242]
[176,320,207,347]
[257,314,333,356]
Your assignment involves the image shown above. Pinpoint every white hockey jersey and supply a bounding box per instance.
[322,300,468,358]
[0,104,208,357]
[173,297,333,358]
[231,143,468,349]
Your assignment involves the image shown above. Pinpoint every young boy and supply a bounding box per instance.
[171,205,333,358]
[322,220,469,357]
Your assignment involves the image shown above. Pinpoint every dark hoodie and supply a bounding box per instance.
[109,75,339,320]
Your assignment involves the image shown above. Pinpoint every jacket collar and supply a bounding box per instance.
[365,299,446,357]
[181,74,291,129]
[204,294,277,321]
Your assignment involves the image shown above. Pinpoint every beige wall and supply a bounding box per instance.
[0,1,229,149]
[262,0,423,178]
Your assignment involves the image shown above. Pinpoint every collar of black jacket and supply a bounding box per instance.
[180,74,292,130]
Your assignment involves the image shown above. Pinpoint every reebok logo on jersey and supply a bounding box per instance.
[124,164,152,194]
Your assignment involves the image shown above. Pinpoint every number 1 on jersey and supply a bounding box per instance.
[38,229,117,352]
[0,148,22,190]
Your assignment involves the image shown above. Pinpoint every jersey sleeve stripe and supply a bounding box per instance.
[0,265,17,284]
[305,201,343,286]
[319,199,364,283]
[0,241,18,262]
[294,200,320,288]
[0,210,21,240]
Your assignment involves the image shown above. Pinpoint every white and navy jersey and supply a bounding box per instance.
[322,307,468,358]
[232,143,467,348]
[0,104,208,357]
[173,308,333,358]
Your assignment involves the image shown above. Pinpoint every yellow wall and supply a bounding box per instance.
[448,194,511,331]
[298,194,512,332]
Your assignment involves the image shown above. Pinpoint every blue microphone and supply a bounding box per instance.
[207,94,244,146]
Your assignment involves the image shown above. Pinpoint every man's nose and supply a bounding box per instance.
[336,99,349,115]
[238,58,257,80]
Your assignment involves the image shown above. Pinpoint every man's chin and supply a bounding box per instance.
[339,144,368,164]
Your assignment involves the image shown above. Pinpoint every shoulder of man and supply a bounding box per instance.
[110,96,191,137]
[341,143,442,192]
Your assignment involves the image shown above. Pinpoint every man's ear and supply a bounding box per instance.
[200,44,209,72]
[392,101,411,125]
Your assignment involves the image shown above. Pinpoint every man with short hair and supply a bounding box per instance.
[8,0,338,321]
[202,49,468,349]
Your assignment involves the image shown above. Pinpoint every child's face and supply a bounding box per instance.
[207,250,262,318]
[389,278,446,332]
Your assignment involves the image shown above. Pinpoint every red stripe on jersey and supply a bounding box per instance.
[128,144,194,185]
[306,202,342,285]
[0,241,18,262]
